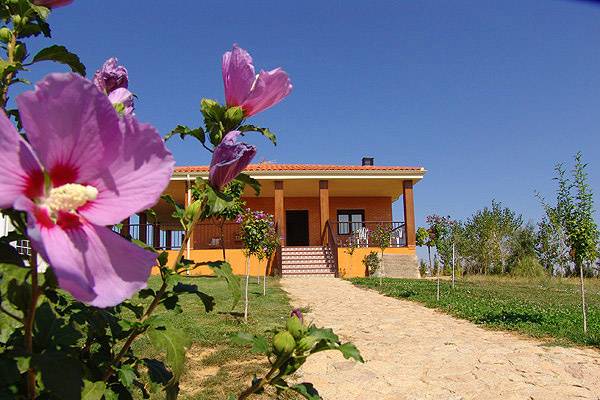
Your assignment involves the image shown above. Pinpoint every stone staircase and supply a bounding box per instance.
[281,246,336,276]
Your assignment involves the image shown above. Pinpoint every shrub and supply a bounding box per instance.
[362,251,380,276]
[511,255,547,278]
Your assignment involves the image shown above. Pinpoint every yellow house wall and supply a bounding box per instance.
[337,247,416,278]
[155,249,273,276]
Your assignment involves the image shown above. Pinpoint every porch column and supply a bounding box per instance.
[153,223,161,249]
[138,212,148,244]
[319,180,329,242]
[402,180,416,248]
[165,230,172,250]
[274,180,285,246]
[120,217,130,238]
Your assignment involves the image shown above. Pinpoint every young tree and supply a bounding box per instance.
[539,153,599,333]
[343,235,358,278]
[567,153,598,334]
[259,217,279,295]
[239,209,273,321]
[372,225,391,285]
[416,227,431,275]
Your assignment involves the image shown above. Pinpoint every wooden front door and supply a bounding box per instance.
[286,210,309,246]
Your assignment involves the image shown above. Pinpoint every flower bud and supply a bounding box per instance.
[12,15,27,26]
[184,199,202,221]
[0,28,11,43]
[14,43,25,61]
[272,331,295,355]
[286,316,304,340]
[296,336,319,352]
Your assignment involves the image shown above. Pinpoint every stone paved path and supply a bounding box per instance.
[281,277,600,400]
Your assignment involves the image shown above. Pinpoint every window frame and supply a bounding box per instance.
[336,209,365,235]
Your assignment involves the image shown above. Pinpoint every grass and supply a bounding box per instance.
[133,275,293,400]
[350,275,600,347]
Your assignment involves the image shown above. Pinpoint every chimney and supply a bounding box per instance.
[361,157,374,166]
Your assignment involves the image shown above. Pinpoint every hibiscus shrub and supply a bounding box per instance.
[0,3,361,400]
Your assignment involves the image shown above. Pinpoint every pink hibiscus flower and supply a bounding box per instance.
[0,73,174,307]
[222,44,292,117]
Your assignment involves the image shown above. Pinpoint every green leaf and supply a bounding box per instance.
[161,295,183,314]
[143,358,173,394]
[290,383,321,399]
[147,326,191,383]
[337,342,364,363]
[157,251,169,266]
[29,4,51,20]
[307,326,339,343]
[201,98,227,145]
[207,261,241,309]
[230,333,269,354]
[164,124,205,143]
[235,173,261,196]
[239,124,277,145]
[32,45,86,75]
[1,263,31,312]
[223,106,244,130]
[204,184,234,215]
[81,380,105,400]
[32,352,82,400]
[173,282,215,312]
[0,242,25,266]
[117,364,136,388]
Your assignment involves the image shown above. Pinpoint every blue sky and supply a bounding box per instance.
[23,0,600,230]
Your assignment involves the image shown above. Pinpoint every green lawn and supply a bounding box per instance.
[134,276,293,400]
[351,276,600,347]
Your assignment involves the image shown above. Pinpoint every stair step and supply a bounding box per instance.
[282,270,335,275]
[282,265,334,271]
[281,246,337,276]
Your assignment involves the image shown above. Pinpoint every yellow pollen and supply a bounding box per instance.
[44,183,98,214]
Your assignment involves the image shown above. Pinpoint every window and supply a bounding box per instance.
[337,210,365,235]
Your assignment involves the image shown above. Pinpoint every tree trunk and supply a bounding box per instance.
[579,261,588,334]
[263,260,267,296]
[379,250,384,286]
[451,243,455,289]
[436,254,440,301]
[428,246,432,276]
[244,255,250,322]
[219,219,226,261]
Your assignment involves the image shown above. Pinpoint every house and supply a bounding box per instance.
[123,158,426,278]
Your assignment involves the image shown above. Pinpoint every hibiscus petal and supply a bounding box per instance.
[108,87,135,116]
[222,44,256,107]
[0,110,44,207]
[31,219,155,308]
[79,116,174,226]
[243,68,292,117]
[16,73,122,187]
[209,131,256,189]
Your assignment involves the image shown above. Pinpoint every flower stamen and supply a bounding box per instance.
[44,183,98,214]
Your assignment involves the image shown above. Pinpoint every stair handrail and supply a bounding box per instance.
[322,220,340,277]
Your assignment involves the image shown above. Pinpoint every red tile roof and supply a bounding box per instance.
[174,164,424,173]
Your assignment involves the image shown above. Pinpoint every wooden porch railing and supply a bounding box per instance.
[322,220,340,277]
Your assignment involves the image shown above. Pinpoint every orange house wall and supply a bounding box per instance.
[156,246,415,278]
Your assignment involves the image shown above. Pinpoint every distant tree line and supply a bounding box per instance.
[418,153,599,278]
